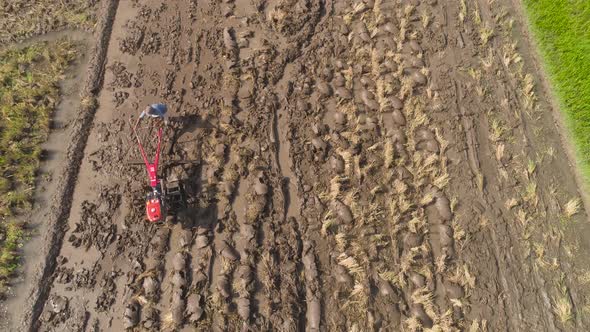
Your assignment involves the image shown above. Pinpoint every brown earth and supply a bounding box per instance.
[5,0,590,331]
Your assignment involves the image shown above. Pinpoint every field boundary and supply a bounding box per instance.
[510,0,590,213]
[17,0,120,330]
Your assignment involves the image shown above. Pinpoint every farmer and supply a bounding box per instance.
[139,103,169,126]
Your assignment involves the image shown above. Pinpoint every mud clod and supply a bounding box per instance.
[335,87,353,99]
[186,293,204,323]
[377,278,397,298]
[417,139,439,153]
[172,252,186,271]
[254,179,269,196]
[220,241,240,261]
[391,109,406,126]
[409,272,426,288]
[317,81,332,96]
[333,111,347,125]
[411,304,433,328]
[412,71,427,85]
[195,233,209,249]
[434,195,452,221]
[333,264,353,285]
[50,296,68,314]
[143,276,158,300]
[409,40,422,53]
[218,274,231,298]
[142,306,160,330]
[171,271,187,289]
[223,27,237,53]
[331,199,353,223]
[404,233,423,248]
[123,300,140,329]
[416,128,435,142]
[307,298,321,330]
[330,155,345,174]
[333,74,345,87]
[311,137,327,151]
[171,290,185,326]
[432,224,454,246]
[237,297,250,320]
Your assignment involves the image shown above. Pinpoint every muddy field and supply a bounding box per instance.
[5,0,590,331]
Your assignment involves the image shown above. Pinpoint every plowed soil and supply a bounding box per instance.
[6,0,590,331]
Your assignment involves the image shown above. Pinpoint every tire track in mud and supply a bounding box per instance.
[206,13,248,331]
[212,1,324,330]
[286,0,462,329]
[16,1,120,331]
[425,0,588,330]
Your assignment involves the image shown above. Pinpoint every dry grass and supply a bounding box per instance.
[562,197,581,219]
[412,286,437,322]
[552,296,573,325]
[505,198,519,210]
[421,10,431,28]
[481,48,494,69]
[473,2,482,26]
[433,173,449,189]
[452,222,468,249]
[408,215,426,234]
[523,181,538,206]
[479,26,495,45]
[459,0,467,24]
[320,212,336,237]
[502,43,522,67]
[338,250,369,323]
[515,209,530,228]
[526,159,537,178]
[338,253,364,276]
[532,242,550,269]
[522,74,537,109]
[577,270,590,285]
[405,316,422,332]
[435,254,448,274]
[429,309,455,331]
[0,0,98,44]
[489,119,507,142]
[552,273,574,324]
[468,319,488,332]
[448,264,476,290]
[335,232,348,252]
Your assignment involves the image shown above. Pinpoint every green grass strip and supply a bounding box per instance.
[0,221,25,296]
[522,0,590,181]
[0,41,77,297]
[0,41,78,217]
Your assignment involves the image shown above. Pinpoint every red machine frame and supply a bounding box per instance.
[132,121,165,222]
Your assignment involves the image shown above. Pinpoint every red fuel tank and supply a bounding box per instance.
[146,197,162,222]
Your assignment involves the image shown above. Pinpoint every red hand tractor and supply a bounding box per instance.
[130,119,189,223]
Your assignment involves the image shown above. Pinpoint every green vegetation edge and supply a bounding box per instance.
[0,41,78,297]
[521,0,590,181]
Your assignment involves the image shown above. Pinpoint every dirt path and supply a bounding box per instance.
[7,0,590,331]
